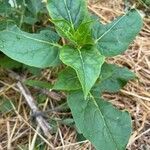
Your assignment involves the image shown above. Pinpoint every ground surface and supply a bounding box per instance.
[0,0,150,150]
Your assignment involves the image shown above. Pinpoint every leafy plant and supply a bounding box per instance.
[0,0,46,29]
[139,0,150,6]
[0,0,143,149]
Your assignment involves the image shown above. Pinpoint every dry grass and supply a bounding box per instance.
[0,0,150,150]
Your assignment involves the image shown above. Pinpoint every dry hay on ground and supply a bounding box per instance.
[0,0,150,150]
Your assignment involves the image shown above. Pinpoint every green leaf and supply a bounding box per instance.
[68,91,132,150]
[53,62,135,95]
[53,19,94,47]
[53,67,81,91]
[93,9,143,56]
[92,63,136,95]
[0,0,12,16]
[141,0,150,6]
[0,55,22,69]
[46,0,89,29]
[46,0,93,46]
[0,25,61,68]
[72,21,94,46]
[60,46,105,98]
[0,19,15,31]
[145,0,150,5]
[23,65,41,76]
[76,133,86,142]
[25,0,45,16]
[24,80,52,89]
[23,16,38,25]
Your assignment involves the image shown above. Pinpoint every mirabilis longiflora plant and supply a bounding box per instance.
[0,0,142,149]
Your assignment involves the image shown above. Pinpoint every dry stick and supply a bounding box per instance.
[34,87,65,101]
[30,99,50,150]
[8,69,65,101]
[17,81,52,138]
[121,89,150,102]
[7,69,64,140]
[9,101,54,149]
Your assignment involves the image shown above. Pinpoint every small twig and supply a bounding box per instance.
[30,99,50,150]
[17,81,52,138]
[7,69,65,101]
[34,87,65,101]
[9,101,54,149]
[121,89,150,102]
[7,69,66,138]
[44,102,69,113]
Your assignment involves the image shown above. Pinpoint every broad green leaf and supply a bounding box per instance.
[93,9,143,56]
[46,0,93,46]
[72,21,94,46]
[92,63,136,95]
[53,62,135,95]
[53,67,81,91]
[68,91,132,150]
[46,0,88,29]
[24,80,53,89]
[0,25,61,68]
[53,20,94,47]
[60,46,105,98]
[49,19,76,45]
